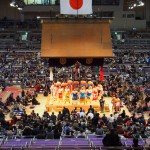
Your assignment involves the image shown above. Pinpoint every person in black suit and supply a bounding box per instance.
[32,96,40,105]
[87,105,95,114]
[62,107,70,116]
[21,90,25,98]
[99,96,105,112]
[145,95,150,104]
[103,128,122,146]
[51,112,56,124]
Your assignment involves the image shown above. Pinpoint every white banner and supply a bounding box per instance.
[60,0,93,15]
[50,67,53,81]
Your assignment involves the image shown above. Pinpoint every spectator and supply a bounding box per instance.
[62,107,70,116]
[77,129,86,138]
[64,123,71,135]
[92,113,99,127]
[102,114,108,124]
[103,129,122,146]
[21,90,25,98]
[32,96,40,105]
[79,109,85,118]
[22,124,33,136]
[87,110,94,119]
[95,125,104,136]
[116,114,123,125]
[145,95,150,104]
[87,105,94,114]
[121,110,126,119]
[109,114,114,123]
[57,111,63,121]
[51,112,56,124]
[132,138,141,150]
[54,128,61,139]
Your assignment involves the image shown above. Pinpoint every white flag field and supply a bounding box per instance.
[60,0,93,15]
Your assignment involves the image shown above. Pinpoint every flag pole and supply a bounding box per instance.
[77,0,78,18]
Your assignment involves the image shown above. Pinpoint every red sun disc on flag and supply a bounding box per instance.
[70,0,83,10]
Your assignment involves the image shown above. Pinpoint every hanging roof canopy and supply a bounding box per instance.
[41,19,113,66]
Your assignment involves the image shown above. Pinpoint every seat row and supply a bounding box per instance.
[0,135,149,150]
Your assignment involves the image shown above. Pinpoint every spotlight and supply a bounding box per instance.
[131,6,134,9]
[140,2,144,6]
[133,27,136,30]
[128,0,144,9]
[18,7,23,10]
[37,16,41,19]
[9,0,25,10]
[10,1,16,7]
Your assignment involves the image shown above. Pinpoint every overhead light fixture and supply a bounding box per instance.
[128,0,144,10]
[10,0,16,7]
[18,7,23,10]
[37,16,41,19]
[10,2,15,7]
[10,0,25,11]
[138,1,144,6]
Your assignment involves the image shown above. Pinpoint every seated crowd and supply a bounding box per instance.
[0,49,149,127]
[0,22,150,149]
[0,104,150,148]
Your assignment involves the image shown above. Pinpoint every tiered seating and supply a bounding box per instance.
[0,51,49,86]
[87,134,104,148]
[1,138,32,149]
[86,134,149,150]
[0,31,41,52]
[59,138,91,149]
[0,20,40,30]
[29,139,60,149]
[125,138,146,146]
[0,90,11,103]
[0,136,148,150]
[0,28,149,84]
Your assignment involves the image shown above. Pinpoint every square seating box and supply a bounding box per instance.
[31,139,59,145]
[4,141,28,145]
[28,146,57,150]
[58,146,93,150]
[87,135,104,139]
[125,138,146,146]
[92,140,103,146]
[61,138,87,141]
[1,141,27,148]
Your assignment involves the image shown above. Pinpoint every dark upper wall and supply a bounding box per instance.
[0,0,149,22]
[0,0,20,20]
[145,0,150,22]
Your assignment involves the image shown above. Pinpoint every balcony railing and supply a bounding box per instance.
[24,0,120,6]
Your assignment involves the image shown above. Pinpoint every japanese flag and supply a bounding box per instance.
[60,0,93,15]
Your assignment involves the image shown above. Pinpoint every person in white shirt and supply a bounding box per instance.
[79,110,85,118]
[109,114,114,123]
[114,111,119,120]
[87,110,94,119]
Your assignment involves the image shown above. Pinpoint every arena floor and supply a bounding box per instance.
[25,94,131,117]
[4,87,149,121]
